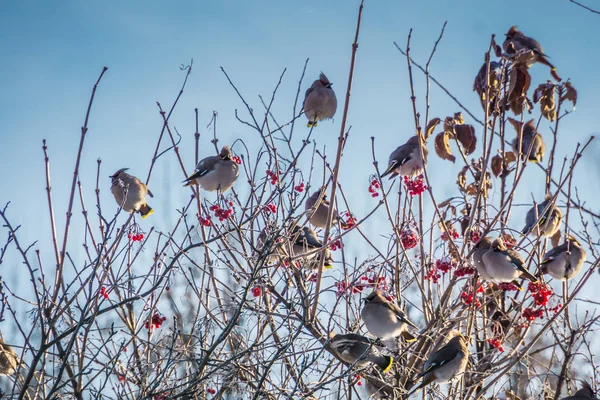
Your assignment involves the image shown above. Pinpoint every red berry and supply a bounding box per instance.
[251,286,261,297]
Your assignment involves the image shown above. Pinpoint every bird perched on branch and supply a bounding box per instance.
[304,72,337,127]
[483,238,538,287]
[509,119,546,163]
[540,235,587,281]
[522,195,562,238]
[330,333,393,372]
[305,188,348,229]
[361,290,418,340]
[257,225,333,269]
[183,146,239,193]
[110,169,154,218]
[406,330,470,396]
[562,381,597,399]
[472,236,493,281]
[503,26,562,81]
[381,135,428,179]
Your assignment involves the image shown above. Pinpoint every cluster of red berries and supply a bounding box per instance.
[469,229,482,243]
[487,337,505,352]
[352,373,363,386]
[251,286,261,297]
[266,169,279,185]
[441,227,460,242]
[522,307,544,321]
[145,313,167,330]
[294,182,305,192]
[435,257,457,273]
[118,375,126,382]
[206,388,217,395]
[424,267,442,283]
[498,282,520,291]
[99,286,109,299]
[403,174,427,196]
[231,155,242,164]
[128,233,145,242]
[265,203,277,214]
[330,239,343,251]
[336,280,372,296]
[400,227,419,249]
[460,289,482,308]
[454,264,476,277]
[342,212,357,230]
[209,203,234,221]
[367,179,381,198]
[197,214,212,226]
[501,233,517,248]
[359,273,389,290]
[528,282,553,307]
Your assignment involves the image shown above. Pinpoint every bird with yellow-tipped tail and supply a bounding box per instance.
[330,333,393,373]
[183,146,239,193]
[110,168,154,218]
[303,72,337,127]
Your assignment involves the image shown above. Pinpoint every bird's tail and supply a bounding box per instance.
[400,331,417,343]
[182,171,203,187]
[307,121,318,128]
[535,56,562,82]
[374,355,393,373]
[520,269,538,283]
[139,204,154,219]
[380,162,397,179]
[404,373,435,398]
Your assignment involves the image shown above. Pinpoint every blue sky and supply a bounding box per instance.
[1,0,600,326]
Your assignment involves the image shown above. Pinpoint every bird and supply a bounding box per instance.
[472,237,494,281]
[330,333,393,372]
[110,169,154,218]
[305,188,347,229]
[0,338,19,376]
[407,330,470,396]
[522,196,562,238]
[562,382,597,399]
[303,72,337,127]
[257,226,333,268]
[503,26,561,81]
[183,146,239,193]
[540,235,587,281]
[510,119,546,163]
[361,290,418,340]
[381,136,428,179]
[482,238,538,286]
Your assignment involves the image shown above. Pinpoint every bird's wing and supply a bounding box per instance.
[147,189,154,198]
[419,346,459,377]
[383,301,418,329]
[541,244,565,264]
[184,157,220,182]
[296,227,323,249]
[303,87,314,106]
[505,249,528,273]
[381,145,414,177]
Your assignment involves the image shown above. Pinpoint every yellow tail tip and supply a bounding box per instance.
[307,121,318,128]
[141,207,154,219]
[324,263,334,270]
[383,357,393,373]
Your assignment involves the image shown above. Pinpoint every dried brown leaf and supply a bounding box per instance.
[466,183,478,196]
[560,81,577,110]
[435,131,456,163]
[504,151,517,163]
[437,198,454,208]
[533,82,557,121]
[453,112,465,125]
[457,166,468,190]
[491,154,503,177]
[551,229,561,248]
[507,117,523,134]
[425,117,441,140]
[507,66,531,115]
[460,216,470,236]
[455,124,477,155]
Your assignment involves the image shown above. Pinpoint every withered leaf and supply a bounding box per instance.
[560,81,577,110]
[455,124,477,155]
[437,198,454,208]
[453,112,465,125]
[551,229,561,248]
[504,151,517,163]
[457,166,468,190]
[491,154,503,177]
[507,117,523,134]
[507,66,531,116]
[460,216,470,236]
[443,116,454,133]
[435,131,456,162]
[512,50,536,66]
[425,117,441,140]
[533,82,557,122]
[466,183,478,196]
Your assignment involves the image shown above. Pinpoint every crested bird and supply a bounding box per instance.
[110,168,154,218]
[472,236,494,281]
[562,382,597,399]
[361,290,418,340]
[183,146,239,193]
[381,135,428,179]
[305,188,347,229]
[510,119,546,163]
[407,330,470,396]
[330,333,393,372]
[522,196,562,238]
[540,235,587,281]
[503,26,561,81]
[483,238,538,286]
[304,72,337,127]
